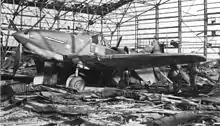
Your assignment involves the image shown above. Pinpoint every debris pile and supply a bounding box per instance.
[1,60,220,126]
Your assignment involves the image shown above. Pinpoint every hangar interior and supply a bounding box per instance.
[1,0,220,59]
[1,1,220,125]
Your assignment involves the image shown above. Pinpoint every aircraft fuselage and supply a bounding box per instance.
[12,30,127,86]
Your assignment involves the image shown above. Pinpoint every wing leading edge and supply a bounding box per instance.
[79,53,206,69]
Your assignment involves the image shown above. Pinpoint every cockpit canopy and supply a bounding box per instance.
[92,34,111,47]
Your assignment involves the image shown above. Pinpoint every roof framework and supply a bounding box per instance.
[2,0,134,15]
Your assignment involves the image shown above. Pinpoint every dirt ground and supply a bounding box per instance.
[1,59,220,126]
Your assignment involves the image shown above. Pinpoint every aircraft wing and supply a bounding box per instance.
[79,53,206,70]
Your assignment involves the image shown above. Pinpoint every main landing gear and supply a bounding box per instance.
[118,69,130,89]
[65,62,85,92]
[65,75,85,92]
[33,59,85,92]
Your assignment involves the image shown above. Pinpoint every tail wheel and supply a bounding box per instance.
[66,76,85,92]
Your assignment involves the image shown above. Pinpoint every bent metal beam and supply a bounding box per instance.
[3,0,134,16]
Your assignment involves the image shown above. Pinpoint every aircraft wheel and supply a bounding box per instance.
[66,76,85,92]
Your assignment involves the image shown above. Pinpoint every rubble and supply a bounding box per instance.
[1,60,220,125]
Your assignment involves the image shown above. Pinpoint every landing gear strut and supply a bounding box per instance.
[118,69,130,89]
[65,62,85,92]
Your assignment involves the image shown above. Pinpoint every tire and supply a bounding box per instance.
[66,76,85,92]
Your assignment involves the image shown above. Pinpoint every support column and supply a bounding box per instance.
[178,0,182,53]
[72,12,75,32]
[117,24,120,44]
[19,5,23,59]
[0,1,2,71]
[135,16,138,49]
[204,0,208,57]
[101,16,104,42]
[39,8,42,29]
[57,11,60,30]
[155,5,159,41]
[189,63,198,92]
[101,16,103,34]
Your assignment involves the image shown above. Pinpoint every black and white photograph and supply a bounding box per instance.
[0,0,220,125]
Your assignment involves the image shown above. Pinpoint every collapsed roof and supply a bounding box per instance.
[3,0,134,16]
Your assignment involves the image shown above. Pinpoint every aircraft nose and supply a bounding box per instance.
[12,31,29,45]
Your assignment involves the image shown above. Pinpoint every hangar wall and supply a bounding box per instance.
[107,0,220,58]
